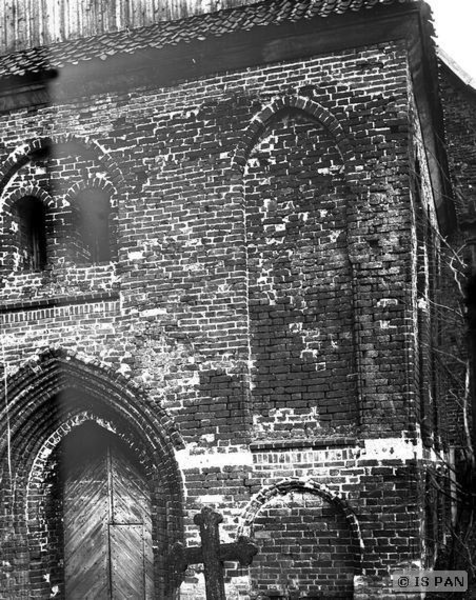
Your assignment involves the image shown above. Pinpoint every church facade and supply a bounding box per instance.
[0,0,474,598]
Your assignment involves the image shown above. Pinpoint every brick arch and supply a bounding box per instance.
[64,177,117,207]
[0,185,53,273]
[2,185,55,211]
[23,409,154,553]
[238,476,364,567]
[232,95,354,172]
[0,347,184,600]
[0,347,184,471]
[0,134,125,196]
[27,409,161,509]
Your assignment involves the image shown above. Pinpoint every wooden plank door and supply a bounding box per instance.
[63,426,154,599]
[63,446,110,599]
[110,524,145,599]
[109,442,155,599]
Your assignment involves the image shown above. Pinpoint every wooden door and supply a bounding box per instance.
[62,424,154,599]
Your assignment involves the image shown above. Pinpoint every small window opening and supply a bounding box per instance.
[13,196,47,271]
[76,189,111,263]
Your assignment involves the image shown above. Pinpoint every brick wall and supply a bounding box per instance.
[0,35,455,599]
[439,67,476,228]
[250,491,357,598]
[436,62,476,594]
[245,108,357,438]
[438,65,476,451]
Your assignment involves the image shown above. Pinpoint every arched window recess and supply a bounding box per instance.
[73,187,113,264]
[12,195,47,271]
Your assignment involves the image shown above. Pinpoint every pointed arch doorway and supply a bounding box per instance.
[60,422,154,599]
[2,350,184,599]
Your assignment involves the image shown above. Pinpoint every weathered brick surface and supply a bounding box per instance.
[439,67,476,229]
[251,491,357,597]
[245,109,357,438]
[438,65,476,448]
[0,23,462,600]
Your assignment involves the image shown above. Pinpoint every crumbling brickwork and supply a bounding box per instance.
[0,1,467,598]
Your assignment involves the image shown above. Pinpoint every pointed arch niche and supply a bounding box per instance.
[0,350,184,600]
[236,96,358,434]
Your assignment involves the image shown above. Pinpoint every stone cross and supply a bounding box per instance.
[169,507,258,600]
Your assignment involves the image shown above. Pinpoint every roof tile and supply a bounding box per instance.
[0,0,414,80]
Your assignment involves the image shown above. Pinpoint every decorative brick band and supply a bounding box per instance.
[250,437,357,451]
[0,290,119,314]
[238,476,364,567]
[233,95,354,171]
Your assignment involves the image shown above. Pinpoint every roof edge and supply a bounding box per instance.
[437,46,476,93]
[0,0,417,82]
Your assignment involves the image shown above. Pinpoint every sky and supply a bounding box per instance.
[426,0,476,81]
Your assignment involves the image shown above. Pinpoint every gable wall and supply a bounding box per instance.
[0,38,442,599]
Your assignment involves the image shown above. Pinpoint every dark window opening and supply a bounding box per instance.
[76,189,111,264]
[13,196,47,271]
